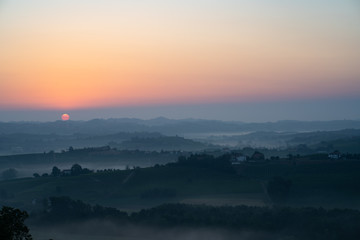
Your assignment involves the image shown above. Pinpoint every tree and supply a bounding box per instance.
[0,206,32,240]
[251,151,265,161]
[51,166,61,177]
[33,173,40,178]
[44,197,128,222]
[2,169,18,180]
[71,164,82,176]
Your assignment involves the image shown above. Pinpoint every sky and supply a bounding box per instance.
[0,0,359,122]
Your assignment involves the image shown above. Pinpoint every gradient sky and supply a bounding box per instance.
[0,0,359,121]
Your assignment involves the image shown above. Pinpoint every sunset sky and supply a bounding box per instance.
[1,0,359,121]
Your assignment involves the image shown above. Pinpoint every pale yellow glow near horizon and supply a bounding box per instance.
[0,0,359,110]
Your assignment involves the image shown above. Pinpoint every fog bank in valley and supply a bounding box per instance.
[31,220,281,240]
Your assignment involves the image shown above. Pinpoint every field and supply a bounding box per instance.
[236,159,360,208]
[0,158,264,212]
[2,153,360,213]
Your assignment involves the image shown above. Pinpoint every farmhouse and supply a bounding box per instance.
[231,155,247,165]
[328,151,341,159]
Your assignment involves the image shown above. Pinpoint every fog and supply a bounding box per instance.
[1,162,143,180]
[2,162,133,179]
[31,220,282,240]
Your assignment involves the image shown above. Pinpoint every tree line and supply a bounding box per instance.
[3,195,360,240]
[33,197,360,240]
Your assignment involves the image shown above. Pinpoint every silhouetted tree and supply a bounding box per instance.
[51,166,61,177]
[33,173,40,178]
[251,151,265,161]
[71,164,82,176]
[0,206,32,240]
[44,197,127,222]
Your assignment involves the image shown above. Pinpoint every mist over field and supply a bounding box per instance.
[31,221,276,240]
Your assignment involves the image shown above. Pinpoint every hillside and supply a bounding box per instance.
[1,153,360,213]
[0,154,262,212]
[117,135,212,151]
[0,132,212,155]
[1,118,360,135]
[0,147,181,178]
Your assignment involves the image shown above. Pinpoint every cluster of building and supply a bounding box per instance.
[230,151,265,165]
[230,150,344,164]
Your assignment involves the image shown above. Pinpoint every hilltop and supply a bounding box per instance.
[1,153,360,213]
[1,118,360,135]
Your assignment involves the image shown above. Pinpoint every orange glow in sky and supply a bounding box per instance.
[0,0,359,110]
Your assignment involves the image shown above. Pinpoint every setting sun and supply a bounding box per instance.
[61,114,70,121]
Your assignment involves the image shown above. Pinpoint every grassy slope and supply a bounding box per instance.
[1,158,360,212]
[0,165,263,212]
[236,159,360,208]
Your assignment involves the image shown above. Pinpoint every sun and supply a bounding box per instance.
[61,113,70,121]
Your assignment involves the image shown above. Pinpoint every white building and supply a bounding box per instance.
[231,155,247,165]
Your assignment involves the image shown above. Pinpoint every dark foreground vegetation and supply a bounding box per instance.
[1,196,352,240]
[3,197,360,240]
[131,203,360,240]
[1,151,360,239]
[0,206,32,240]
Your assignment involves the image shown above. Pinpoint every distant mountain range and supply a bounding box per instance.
[1,118,360,135]
[0,132,214,155]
